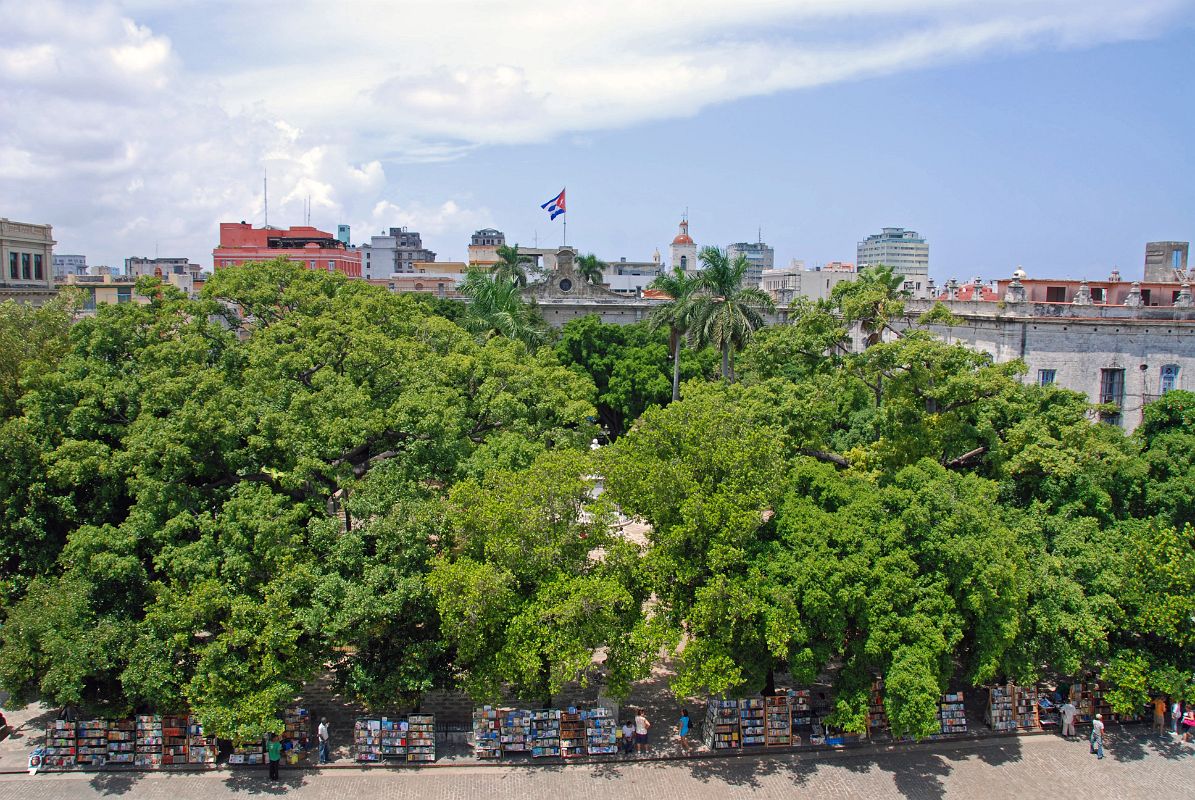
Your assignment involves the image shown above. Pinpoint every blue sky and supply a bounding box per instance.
[3,1,1194,282]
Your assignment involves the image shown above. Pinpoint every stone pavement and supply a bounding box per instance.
[0,728,1192,799]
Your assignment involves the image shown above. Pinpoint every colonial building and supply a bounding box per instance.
[213,222,361,277]
[1,217,56,304]
[670,218,698,274]
[522,247,659,326]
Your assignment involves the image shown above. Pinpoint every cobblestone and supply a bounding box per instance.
[0,728,1191,799]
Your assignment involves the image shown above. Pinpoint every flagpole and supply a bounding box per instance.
[562,186,567,247]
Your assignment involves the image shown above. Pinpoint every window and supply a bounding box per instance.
[328,261,336,272]
[680,255,687,270]
[1099,368,1125,425]
[83,289,97,311]
[1141,289,1152,306]
[33,255,43,280]
[116,287,132,304]
[1038,369,1056,387]
[1173,290,1182,303]
[21,253,31,279]
[414,282,424,291]
[8,252,16,279]
[1175,250,1184,270]
[1045,286,1067,302]
[1090,287,1105,303]
[1161,364,1179,394]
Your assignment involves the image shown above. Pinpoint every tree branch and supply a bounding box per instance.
[944,446,987,470]
[799,448,851,469]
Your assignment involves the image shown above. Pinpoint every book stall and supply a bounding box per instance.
[472,708,501,759]
[501,708,533,755]
[934,692,968,737]
[354,718,383,762]
[107,719,135,765]
[407,714,436,763]
[987,683,1045,732]
[45,719,77,769]
[584,708,618,755]
[162,715,188,765]
[76,720,108,767]
[187,718,217,764]
[379,718,408,760]
[1071,682,1111,725]
[283,707,312,763]
[868,679,889,739]
[135,715,163,768]
[704,699,741,750]
[789,688,817,746]
[740,698,766,748]
[530,710,562,758]
[560,711,585,758]
[228,739,266,766]
[765,694,791,747]
[350,714,437,764]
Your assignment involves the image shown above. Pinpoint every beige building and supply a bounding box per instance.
[60,272,201,313]
[1,217,56,304]
[761,261,858,306]
[368,261,467,299]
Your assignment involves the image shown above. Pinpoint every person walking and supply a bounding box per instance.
[1090,714,1105,759]
[677,709,695,754]
[1183,708,1195,742]
[267,734,282,780]
[317,717,330,764]
[1154,697,1167,736]
[1059,699,1077,738]
[634,709,652,755]
[1171,700,1182,735]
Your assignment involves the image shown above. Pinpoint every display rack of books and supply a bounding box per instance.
[354,718,383,762]
[107,719,136,765]
[559,711,586,758]
[1014,686,1041,731]
[937,693,968,736]
[228,739,265,766]
[530,710,561,757]
[76,720,109,767]
[378,718,407,760]
[867,679,889,737]
[161,715,188,765]
[134,715,163,768]
[45,719,77,769]
[987,684,1016,731]
[703,699,741,750]
[788,689,814,747]
[407,714,435,763]
[584,707,618,755]
[500,708,532,755]
[764,695,792,747]
[284,707,311,759]
[740,698,766,747]
[473,708,501,759]
[186,717,217,764]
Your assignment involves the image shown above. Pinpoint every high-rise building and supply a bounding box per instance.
[360,228,436,279]
[670,218,698,274]
[53,254,88,279]
[726,240,774,287]
[212,222,361,277]
[1144,241,1189,282]
[857,227,929,293]
[1,217,56,304]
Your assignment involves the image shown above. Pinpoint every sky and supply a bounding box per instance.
[3,0,1194,283]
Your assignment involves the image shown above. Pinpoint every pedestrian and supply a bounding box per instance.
[1171,699,1182,735]
[621,720,635,755]
[267,733,282,780]
[1183,708,1195,743]
[317,717,330,764]
[677,708,694,754]
[1090,713,1105,759]
[634,709,652,755]
[1059,699,1077,738]
[1154,697,1167,736]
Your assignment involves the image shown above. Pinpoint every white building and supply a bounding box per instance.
[857,227,929,296]
[53,254,87,279]
[601,253,664,296]
[761,261,859,306]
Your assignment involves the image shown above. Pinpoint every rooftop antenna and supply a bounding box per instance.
[263,169,268,227]
[758,226,762,244]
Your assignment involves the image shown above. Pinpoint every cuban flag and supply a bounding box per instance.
[540,188,566,220]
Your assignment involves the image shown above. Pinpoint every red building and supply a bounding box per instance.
[213,223,361,277]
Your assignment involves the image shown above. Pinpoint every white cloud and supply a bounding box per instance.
[1,0,1190,267]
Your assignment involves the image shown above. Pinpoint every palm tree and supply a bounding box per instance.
[832,263,909,348]
[492,244,533,287]
[459,269,547,350]
[690,246,776,381]
[647,266,699,402]
[575,253,607,285]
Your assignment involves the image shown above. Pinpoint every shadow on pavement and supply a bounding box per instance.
[1109,729,1191,763]
[88,771,148,796]
[222,769,307,795]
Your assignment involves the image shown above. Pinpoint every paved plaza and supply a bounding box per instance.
[0,731,1192,800]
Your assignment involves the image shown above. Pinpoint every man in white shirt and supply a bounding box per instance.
[1059,701,1077,737]
[634,710,651,754]
[1091,713,1105,759]
[317,717,330,763]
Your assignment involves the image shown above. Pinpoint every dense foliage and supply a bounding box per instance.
[0,261,1190,743]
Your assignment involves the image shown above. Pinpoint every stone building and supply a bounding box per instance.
[522,247,659,326]
[670,218,698,274]
[1144,241,1189,283]
[1,217,56,304]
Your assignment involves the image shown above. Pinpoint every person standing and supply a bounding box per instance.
[267,734,282,780]
[1183,708,1195,742]
[1154,697,1167,736]
[1090,714,1105,759]
[1059,700,1077,738]
[1171,700,1182,735]
[634,709,652,755]
[317,717,330,764]
[677,709,695,754]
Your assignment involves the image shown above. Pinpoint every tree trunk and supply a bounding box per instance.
[764,667,776,696]
[671,328,682,403]
[721,344,730,381]
[539,655,552,710]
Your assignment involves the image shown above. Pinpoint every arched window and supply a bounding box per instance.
[1160,364,1180,394]
[680,255,687,270]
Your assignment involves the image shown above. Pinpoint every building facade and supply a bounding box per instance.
[726,240,774,287]
[1144,241,1189,283]
[368,261,468,299]
[59,272,196,313]
[126,257,205,297]
[53,254,88,279]
[761,261,858,306]
[1,217,56,304]
[670,218,698,274]
[857,227,929,294]
[467,228,506,268]
[601,254,664,296]
[213,223,361,277]
[360,228,436,279]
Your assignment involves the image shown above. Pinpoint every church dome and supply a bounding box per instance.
[672,218,694,246]
[1012,266,1027,280]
